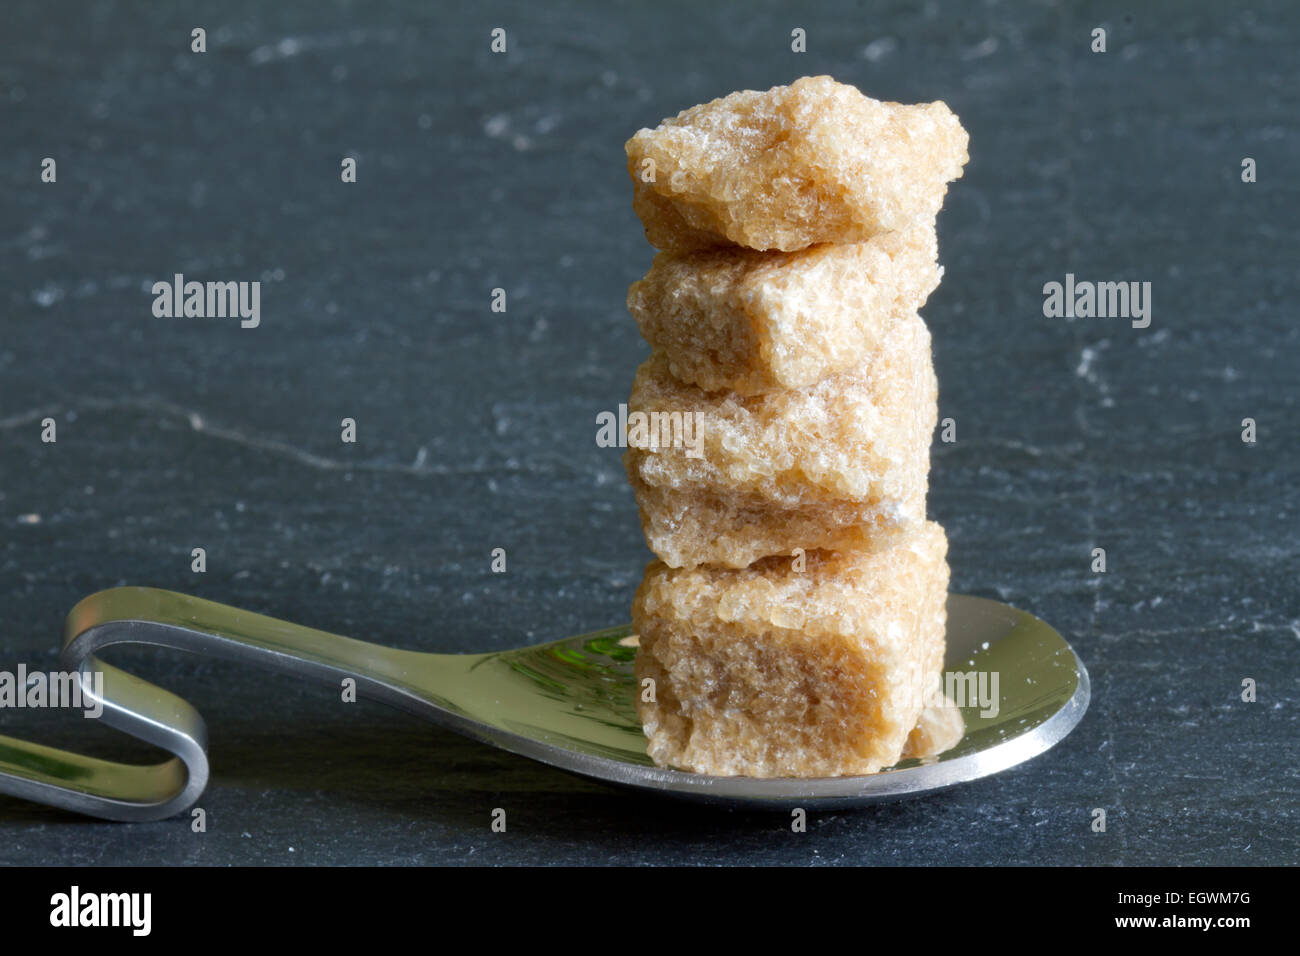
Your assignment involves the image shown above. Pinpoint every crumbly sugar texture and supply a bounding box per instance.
[624,310,936,567]
[626,76,969,252]
[627,473,922,570]
[628,223,941,395]
[633,521,950,777]
[901,693,965,760]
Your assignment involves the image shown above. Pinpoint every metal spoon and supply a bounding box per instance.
[0,587,1088,820]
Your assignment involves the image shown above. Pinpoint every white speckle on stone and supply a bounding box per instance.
[1076,347,1097,379]
[32,285,64,308]
[962,37,1000,61]
[860,37,898,61]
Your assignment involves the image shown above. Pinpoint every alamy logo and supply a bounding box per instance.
[900,670,1001,718]
[1042,273,1151,328]
[151,273,261,328]
[596,404,703,458]
[50,886,151,936]
[0,665,103,718]
[942,669,1000,718]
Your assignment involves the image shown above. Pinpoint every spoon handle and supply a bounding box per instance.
[0,586,443,821]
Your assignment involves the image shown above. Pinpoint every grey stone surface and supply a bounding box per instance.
[0,0,1295,864]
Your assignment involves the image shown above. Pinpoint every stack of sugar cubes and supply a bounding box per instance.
[620,77,971,777]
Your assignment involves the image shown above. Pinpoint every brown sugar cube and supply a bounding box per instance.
[627,222,941,395]
[625,75,969,252]
[626,311,937,508]
[624,311,936,566]
[627,474,923,570]
[633,521,950,777]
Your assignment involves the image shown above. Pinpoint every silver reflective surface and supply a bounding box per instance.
[0,587,1088,819]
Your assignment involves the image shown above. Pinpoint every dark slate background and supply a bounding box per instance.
[1,0,1296,865]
